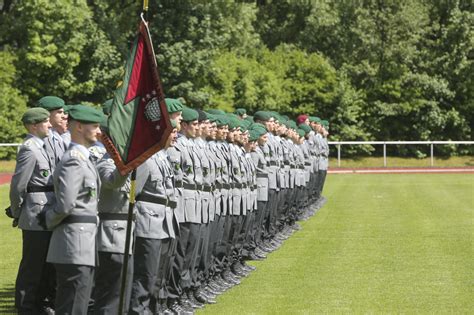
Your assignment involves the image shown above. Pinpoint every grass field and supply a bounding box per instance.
[1,174,473,313]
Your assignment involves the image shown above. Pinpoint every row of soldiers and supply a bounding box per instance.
[8,96,330,315]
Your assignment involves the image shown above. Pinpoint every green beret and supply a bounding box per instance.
[102,99,113,115]
[309,116,321,124]
[36,96,65,111]
[68,104,106,124]
[207,109,226,115]
[22,108,50,124]
[248,129,259,142]
[165,98,183,114]
[213,115,228,127]
[227,116,241,130]
[297,129,306,138]
[268,111,282,122]
[170,119,177,129]
[249,122,264,129]
[64,104,72,114]
[196,109,208,122]
[206,113,217,123]
[321,119,329,127]
[240,119,251,130]
[181,106,198,122]
[235,108,246,116]
[298,124,312,134]
[244,115,254,122]
[254,111,271,122]
[288,121,297,130]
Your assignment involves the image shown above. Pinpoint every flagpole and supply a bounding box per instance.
[118,169,136,314]
[118,2,149,313]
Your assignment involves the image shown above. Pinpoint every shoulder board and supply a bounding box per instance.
[70,149,86,161]
[22,138,38,148]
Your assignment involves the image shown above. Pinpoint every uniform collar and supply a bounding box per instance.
[27,134,45,148]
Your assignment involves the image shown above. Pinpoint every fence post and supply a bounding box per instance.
[337,144,341,167]
[430,143,434,167]
[383,142,387,167]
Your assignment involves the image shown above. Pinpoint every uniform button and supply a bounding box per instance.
[113,223,118,227]
[80,226,84,231]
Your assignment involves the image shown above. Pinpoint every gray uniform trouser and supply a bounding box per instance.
[318,170,327,196]
[214,214,230,271]
[195,222,211,286]
[54,263,94,315]
[154,238,177,300]
[16,230,55,314]
[129,237,162,314]
[93,252,133,315]
[173,222,201,291]
[206,218,220,277]
[240,210,256,257]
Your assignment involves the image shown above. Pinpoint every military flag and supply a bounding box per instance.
[102,15,171,175]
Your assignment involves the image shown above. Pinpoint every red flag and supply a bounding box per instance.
[102,17,171,175]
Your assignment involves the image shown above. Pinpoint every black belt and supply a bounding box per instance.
[98,213,135,221]
[234,183,247,189]
[62,215,97,225]
[257,173,268,178]
[136,194,177,208]
[299,166,305,169]
[269,161,278,166]
[183,183,197,190]
[27,185,54,193]
[284,161,290,165]
[175,180,183,188]
[252,185,257,190]
[222,184,232,190]
[203,185,213,192]
[215,183,223,189]
[305,162,312,166]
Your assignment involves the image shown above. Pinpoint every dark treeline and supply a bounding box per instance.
[0,0,472,158]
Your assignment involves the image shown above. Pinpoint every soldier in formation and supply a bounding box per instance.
[8,96,330,315]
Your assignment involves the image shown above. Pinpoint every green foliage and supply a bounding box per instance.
[0,0,472,158]
[0,51,27,159]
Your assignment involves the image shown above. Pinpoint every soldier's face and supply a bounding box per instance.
[258,134,268,146]
[208,123,217,140]
[166,128,178,147]
[200,120,210,137]
[182,120,199,138]
[50,108,68,133]
[82,123,102,146]
[170,111,182,127]
[33,119,52,138]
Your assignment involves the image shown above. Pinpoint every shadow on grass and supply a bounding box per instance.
[0,285,16,314]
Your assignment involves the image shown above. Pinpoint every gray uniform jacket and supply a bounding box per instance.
[168,136,200,223]
[193,138,212,223]
[229,143,244,215]
[10,135,55,231]
[46,143,101,267]
[265,133,279,190]
[251,146,269,202]
[216,141,232,216]
[319,136,329,170]
[135,151,179,239]
[208,141,223,216]
[44,130,67,172]
[96,154,133,254]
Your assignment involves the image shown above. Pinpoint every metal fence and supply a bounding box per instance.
[328,141,474,167]
[2,141,474,167]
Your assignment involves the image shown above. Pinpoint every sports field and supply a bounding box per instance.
[1,173,473,313]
